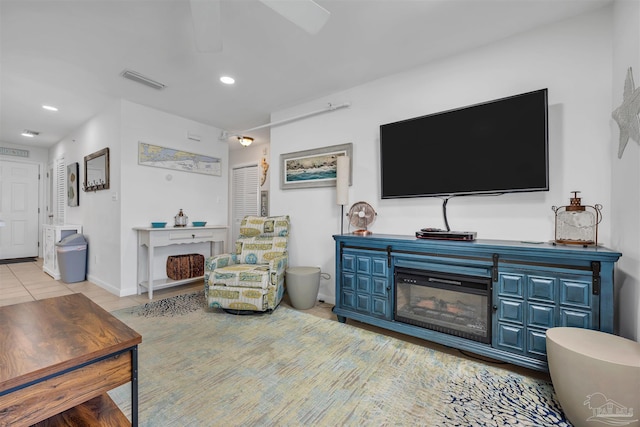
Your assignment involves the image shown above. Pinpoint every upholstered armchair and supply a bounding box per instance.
[204,215,290,312]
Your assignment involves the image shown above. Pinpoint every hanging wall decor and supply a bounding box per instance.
[67,162,79,207]
[280,143,353,190]
[612,67,640,158]
[83,147,110,192]
[260,156,269,187]
[138,142,221,176]
[261,190,269,216]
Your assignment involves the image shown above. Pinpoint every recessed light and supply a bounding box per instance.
[42,105,58,111]
[21,130,40,138]
[220,76,235,85]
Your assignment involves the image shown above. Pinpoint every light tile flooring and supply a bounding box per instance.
[0,258,203,312]
[0,258,548,380]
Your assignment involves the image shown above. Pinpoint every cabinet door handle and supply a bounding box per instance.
[192,234,196,239]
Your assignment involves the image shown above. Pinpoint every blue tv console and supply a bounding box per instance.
[332,234,622,372]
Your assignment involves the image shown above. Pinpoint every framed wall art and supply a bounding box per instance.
[138,142,222,176]
[280,143,352,190]
[67,162,79,206]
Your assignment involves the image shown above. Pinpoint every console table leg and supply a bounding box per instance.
[147,245,154,300]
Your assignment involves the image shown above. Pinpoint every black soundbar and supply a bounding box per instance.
[415,230,477,241]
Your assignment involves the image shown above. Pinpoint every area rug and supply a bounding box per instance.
[128,290,207,317]
[109,292,570,426]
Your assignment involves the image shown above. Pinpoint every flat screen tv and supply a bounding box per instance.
[380,89,549,199]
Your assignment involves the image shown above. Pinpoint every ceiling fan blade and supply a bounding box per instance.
[259,0,330,35]
[190,0,223,52]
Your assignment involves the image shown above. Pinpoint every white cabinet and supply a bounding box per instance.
[43,224,83,279]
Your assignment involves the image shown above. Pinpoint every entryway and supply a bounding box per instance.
[0,160,39,259]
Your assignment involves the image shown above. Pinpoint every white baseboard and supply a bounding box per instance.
[86,274,136,297]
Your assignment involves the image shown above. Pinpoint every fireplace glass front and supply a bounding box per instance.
[395,267,492,344]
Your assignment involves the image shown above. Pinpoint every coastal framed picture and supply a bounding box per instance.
[280,143,352,190]
[138,142,222,176]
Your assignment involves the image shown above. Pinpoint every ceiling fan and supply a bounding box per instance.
[189,0,330,52]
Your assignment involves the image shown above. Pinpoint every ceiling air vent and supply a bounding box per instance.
[21,129,40,137]
[121,69,166,90]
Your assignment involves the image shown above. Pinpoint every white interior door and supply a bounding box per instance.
[231,164,259,243]
[0,160,40,259]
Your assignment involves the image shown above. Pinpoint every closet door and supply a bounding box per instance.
[231,164,259,243]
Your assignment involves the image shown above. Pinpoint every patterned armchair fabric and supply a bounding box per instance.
[205,215,290,312]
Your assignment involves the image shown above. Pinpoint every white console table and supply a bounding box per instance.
[133,225,227,299]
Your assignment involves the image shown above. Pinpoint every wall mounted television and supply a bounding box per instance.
[380,88,549,200]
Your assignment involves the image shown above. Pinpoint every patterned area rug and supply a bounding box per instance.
[110,293,570,426]
[130,291,207,317]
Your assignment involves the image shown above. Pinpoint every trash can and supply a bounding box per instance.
[286,266,321,310]
[56,233,87,283]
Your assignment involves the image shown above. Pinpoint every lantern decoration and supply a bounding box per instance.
[552,191,602,247]
[174,209,188,227]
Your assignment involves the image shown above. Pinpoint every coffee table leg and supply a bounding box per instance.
[132,346,138,427]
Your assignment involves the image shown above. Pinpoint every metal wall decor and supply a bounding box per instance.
[612,67,640,158]
[261,190,269,216]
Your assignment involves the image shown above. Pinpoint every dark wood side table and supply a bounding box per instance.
[0,293,142,426]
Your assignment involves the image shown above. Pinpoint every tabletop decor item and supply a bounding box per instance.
[151,222,167,228]
[552,191,602,246]
[192,221,207,227]
[174,209,188,227]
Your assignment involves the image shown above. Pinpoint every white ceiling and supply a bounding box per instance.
[1,0,611,151]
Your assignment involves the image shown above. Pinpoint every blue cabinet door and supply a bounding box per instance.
[496,269,595,360]
[339,249,391,319]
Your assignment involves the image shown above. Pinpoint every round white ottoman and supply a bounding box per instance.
[546,327,640,427]
[285,266,321,310]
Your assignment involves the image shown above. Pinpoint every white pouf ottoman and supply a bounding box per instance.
[546,327,640,427]
[285,267,321,310]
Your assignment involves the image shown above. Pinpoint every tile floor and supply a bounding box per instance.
[0,258,203,312]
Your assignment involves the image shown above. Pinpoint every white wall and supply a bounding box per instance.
[51,99,229,296]
[119,101,229,296]
[611,0,640,340]
[50,100,122,292]
[270,8,617,311]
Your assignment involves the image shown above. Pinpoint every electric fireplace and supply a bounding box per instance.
[395,267,492,344]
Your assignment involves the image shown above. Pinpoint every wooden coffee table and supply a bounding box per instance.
[0,293,142,426]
